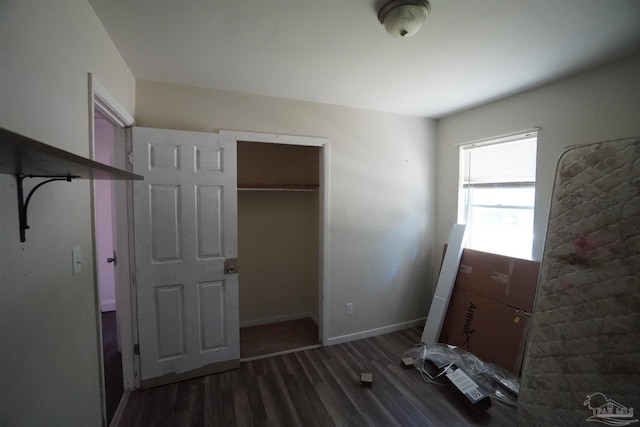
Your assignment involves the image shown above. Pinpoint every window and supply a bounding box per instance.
[458,131,538,260]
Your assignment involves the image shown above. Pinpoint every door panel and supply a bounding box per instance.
[150,184,182,262]
[133,127,239,387]
[198,281,226,350]
[196,185,223,258]
[155,284,185,359]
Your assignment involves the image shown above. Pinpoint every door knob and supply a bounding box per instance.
[107,252,117,266]
[224,258,239,275]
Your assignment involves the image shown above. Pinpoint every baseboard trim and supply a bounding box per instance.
[240,344,322,363]
[240,312,318,328]
[326,318,426,346]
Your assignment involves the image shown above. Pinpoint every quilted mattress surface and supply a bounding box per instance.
[518,137,640,426]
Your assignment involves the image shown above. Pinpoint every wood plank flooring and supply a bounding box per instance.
[118,327,518,426]
[102,311,124,426]
[240,318,319,359]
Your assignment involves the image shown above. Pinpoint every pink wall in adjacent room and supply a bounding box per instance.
[95,117,116,311]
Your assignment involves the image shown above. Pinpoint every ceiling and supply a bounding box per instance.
[89,0,640,119]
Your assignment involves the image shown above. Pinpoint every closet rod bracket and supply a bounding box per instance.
[16,174,79,243]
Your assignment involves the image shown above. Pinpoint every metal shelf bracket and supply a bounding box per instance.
[16,174,79,242]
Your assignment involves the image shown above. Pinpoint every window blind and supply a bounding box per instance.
[462,136,537,184]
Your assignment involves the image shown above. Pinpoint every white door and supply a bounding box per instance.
[132,127,239,388]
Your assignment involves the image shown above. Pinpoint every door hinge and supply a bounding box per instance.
[127,151,134,165]
[134,343,140,355]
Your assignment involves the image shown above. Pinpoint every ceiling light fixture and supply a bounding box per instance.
[378,0,431,38]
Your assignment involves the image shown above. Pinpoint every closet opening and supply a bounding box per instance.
[237,141,321,359]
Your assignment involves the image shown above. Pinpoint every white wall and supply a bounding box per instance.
[135,80,437,341]
[435,53,640,271]
[0,2,135,426]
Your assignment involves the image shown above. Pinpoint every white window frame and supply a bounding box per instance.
[457,129,539,259]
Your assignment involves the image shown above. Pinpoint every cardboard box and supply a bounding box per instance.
[438,249,540,374]
[439,288,531,374]
[454,248,540,312]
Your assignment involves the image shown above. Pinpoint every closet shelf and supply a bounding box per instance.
[238,183,319,192]
[1,127,143,242]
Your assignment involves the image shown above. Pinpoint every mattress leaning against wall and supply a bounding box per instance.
[517,137,640,426]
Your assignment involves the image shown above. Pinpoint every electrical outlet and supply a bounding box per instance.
[346,303,353,315]
[72,246,82,275]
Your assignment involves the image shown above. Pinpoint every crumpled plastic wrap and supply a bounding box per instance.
[403,343,520,408]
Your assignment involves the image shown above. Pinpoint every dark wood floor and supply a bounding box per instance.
[118,327,518,426]
[240,318,319,359]
[102,311,124,426]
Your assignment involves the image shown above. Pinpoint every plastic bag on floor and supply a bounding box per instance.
[403,343,519,408]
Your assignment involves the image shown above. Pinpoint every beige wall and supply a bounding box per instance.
[238,191,319,325]
[435,53,640,272]
[0,2,135,426]
[135,80,438,341]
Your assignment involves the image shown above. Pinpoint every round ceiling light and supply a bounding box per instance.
[378,0,431,38]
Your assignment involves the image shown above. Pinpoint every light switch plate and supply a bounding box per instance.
[346,303,353,315]
[72,246,82,275]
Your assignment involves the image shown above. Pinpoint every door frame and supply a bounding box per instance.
[88,75,139,404]
[220,130,330,344]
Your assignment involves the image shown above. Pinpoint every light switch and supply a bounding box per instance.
[346,303,353,315]
[72,246,82,275]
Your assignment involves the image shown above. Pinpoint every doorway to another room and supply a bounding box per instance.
[94,110,124,424]
[91,74,138,425]
[237,141,321,359]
